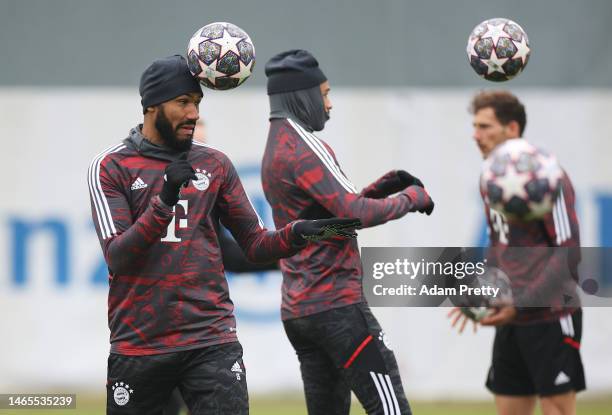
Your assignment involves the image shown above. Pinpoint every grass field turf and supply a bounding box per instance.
[1,395,610,415]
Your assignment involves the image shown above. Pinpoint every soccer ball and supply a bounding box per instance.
[466,18,530,82]
[459,267,512,321]
[461,306,490,322]
[187,22,255,90]
[480,139,563,220]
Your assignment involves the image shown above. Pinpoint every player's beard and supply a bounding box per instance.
[155,107,194,152]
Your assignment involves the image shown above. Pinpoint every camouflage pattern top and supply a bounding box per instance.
[88,126,301,355]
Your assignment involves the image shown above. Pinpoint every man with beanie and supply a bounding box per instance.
[262,49,433,415]
[87,54,361,415]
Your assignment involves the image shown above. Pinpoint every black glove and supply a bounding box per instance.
[159,154,198,206]
[397,170,424,188]
[361,170,424,199]
[292,218,362,243]
[403,185,435,215]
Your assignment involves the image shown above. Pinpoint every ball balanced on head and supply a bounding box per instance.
[187,22,255,90]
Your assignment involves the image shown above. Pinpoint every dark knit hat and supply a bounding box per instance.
[265,50,327,95]
[139,55,203,109]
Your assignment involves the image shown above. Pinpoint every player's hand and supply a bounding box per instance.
[159,154,198,206]
[397,170,424,188]
[361,170,424,199]
[404,185,435,215]
[292,218,362,243]
[447,307,479,334]
[480,306,517,326]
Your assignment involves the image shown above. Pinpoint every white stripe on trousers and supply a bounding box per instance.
[370,371,402,414]
[385,374,401,414]
[567,314,575,337]
[560,315,575,337]
[370,371,390,415]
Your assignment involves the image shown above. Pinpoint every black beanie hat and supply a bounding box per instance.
[265,49,327,95]
[139,55,203,109]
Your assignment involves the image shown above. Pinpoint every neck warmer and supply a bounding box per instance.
[269,85,329,132]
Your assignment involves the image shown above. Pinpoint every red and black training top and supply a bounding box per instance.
[88,125,300,356]
[262,118,418,321]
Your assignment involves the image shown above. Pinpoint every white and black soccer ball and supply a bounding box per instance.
[467,18,531,82]
[480,139,563,220]
[461,306,490,322]
[460,267,513,321]
[187,22,255,90]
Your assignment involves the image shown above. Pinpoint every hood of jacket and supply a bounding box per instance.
[123,124,189,162]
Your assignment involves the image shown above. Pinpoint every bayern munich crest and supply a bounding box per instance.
[378,330,392,350]
[193,168,212,191]
[112,381,133,406]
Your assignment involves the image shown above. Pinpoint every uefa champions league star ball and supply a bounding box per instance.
[187,22,255,90]
[467,18,531,81]
[461,306,490,322]
[480,139,563,221]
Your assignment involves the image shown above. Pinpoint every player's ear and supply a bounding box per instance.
[506,120,521,138]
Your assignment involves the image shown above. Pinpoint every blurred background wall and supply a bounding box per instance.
[1,0,611,399]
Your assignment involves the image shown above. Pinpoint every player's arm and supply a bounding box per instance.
[216,221,279,272]
[217,157,360,263]
[88,158,176,275]
[294,140,434,227]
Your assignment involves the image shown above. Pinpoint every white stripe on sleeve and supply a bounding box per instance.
[553,188,570,244]
[244,190,265,229]
[87,144,125,239]
[302,127,358,193]
[288,119,357,193]
[552,198,563,245]
[559,189,572,242]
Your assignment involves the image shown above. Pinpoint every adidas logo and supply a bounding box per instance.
[130,177,148,190]
[231,361,243,373]
[554,371,570,385]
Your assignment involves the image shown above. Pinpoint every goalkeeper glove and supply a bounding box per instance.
[292,218,362,243]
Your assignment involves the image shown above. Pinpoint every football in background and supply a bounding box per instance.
[480,139,563,220]
[467,18,530,81]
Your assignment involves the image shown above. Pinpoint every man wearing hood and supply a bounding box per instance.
[262,49,434,415]
[87,55,361,415]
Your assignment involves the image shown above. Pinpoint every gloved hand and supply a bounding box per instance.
[292,218,362,243]
[361,170,424,199]
[159,154,198,206]
[397,170,424,188]
[403,185,435,215]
